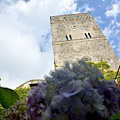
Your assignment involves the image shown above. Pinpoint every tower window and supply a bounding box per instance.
[88,33,92,38]
[66,35,68,40]
[69,35,72,40]
[85,33,88,38]
[66,35,72,40]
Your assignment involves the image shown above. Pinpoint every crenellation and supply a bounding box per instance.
[50,13,93,24]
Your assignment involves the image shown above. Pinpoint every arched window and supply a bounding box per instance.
[88,33,92,38]
[66,35,68,40]
[69,35,72,40]
[85,33,88,38]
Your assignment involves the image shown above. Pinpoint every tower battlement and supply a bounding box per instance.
[50,13,93,24]
[50,13,120,71]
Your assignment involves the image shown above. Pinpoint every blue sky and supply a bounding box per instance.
[0,0,120,89]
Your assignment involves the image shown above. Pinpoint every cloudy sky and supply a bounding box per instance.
[0,0,120,89]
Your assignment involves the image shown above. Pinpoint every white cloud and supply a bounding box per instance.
[110,40,116,49]
[116,40,120,58]
[78,4,95,13]
[0,0,78,89]
[102,26,113,39]
[102,21,120,39]
[105,1,120,18]
[116,22,120,27]
[115,29,120,35]
[95,16,104,24]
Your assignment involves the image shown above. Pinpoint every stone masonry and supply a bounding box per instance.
[50,12,120,71]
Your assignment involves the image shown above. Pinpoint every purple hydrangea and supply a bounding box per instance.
[26,82,46,120]
[26,60,120,120]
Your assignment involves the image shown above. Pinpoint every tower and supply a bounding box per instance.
[50,13,120,70]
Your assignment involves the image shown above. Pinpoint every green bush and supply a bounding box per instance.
[15,87,30,100]
[109,110,120,120]
[1,100,28,120]
[0,104,4,120]
[1,87,30,120]
[89,59,110,74]
[0,87,19,109]
[89,60,120,82]
[0,87,19,119]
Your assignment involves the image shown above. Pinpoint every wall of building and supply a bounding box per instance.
[16,79,45,89]
[50,13,120,71]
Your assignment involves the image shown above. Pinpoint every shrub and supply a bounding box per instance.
[1,99,28,120]
[89,60,120,82]
[0,87,19,119]
[0,87,19,109]
[15,87,30,100]
[26,60,120,120]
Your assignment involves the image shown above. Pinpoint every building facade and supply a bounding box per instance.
[50,12,120,70]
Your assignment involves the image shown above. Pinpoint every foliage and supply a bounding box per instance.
[0,85,30,119]
[104,70,116,81]
[15,87,30,100]
[0,78,1,87]
[0,87,19,119]
[0,107,4,120]
[115,71,120,83]
[0,87,19,109]
[1,99,28,120]
[89,59,110,74]
[89,60,120,82]
[0,104,3,110]
[26,60,120,120]
[109,110,120,120]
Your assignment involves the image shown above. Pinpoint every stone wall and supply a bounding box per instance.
[50,13,120,71]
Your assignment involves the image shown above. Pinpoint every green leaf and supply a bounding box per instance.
[14,87,30,100]
[109,110,120,120]
[0,108,4,120]
[0,87,19,109]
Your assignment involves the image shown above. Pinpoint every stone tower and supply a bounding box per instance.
[50,12,120,70]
